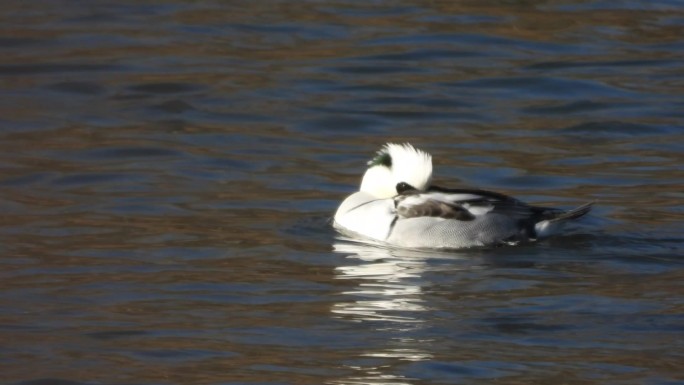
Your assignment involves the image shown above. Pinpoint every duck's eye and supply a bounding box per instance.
[396,182,415,194]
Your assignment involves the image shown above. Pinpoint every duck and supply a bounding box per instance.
[333,143,592,249]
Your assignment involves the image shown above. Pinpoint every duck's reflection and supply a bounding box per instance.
[332,240,432,325]
[331,238,469,384]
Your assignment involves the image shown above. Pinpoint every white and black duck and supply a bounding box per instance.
[334,143,592,249]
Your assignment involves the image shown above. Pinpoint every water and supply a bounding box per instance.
[1,1,683,384]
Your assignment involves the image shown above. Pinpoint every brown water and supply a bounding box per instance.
[1,1,683,384]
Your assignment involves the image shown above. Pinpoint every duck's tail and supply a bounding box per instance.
[533,202,594,239]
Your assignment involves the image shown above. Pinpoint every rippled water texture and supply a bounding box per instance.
[1,1,683,384]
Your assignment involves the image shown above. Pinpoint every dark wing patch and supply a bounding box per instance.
[396,198,475,221]
[427,185,518,203]
[421,185,591,233]
[427,185,539,219]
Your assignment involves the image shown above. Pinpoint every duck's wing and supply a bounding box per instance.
[394,194,477,221]
[395,186,540,221]
[391,186,593,247]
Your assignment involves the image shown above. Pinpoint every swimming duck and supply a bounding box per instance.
[334,143,592,249]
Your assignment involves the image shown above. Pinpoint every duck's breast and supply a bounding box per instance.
[334,192,395,241]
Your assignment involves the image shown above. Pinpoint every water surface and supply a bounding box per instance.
[1,1,683,384]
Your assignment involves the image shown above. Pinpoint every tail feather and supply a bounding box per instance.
[547,202,593,222]
[534,202,593,239]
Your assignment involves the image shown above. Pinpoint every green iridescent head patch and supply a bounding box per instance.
[368,151,392,167]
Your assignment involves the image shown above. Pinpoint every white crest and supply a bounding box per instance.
[359,143,433,198]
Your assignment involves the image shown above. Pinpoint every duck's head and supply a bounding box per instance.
[360,143,433,198]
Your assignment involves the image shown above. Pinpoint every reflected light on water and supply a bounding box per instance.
[332,375,415,385]
[363,347,435,362]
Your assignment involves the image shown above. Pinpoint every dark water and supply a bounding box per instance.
[1,1,683,384]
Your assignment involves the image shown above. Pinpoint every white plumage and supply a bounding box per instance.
[334,143,592,249]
